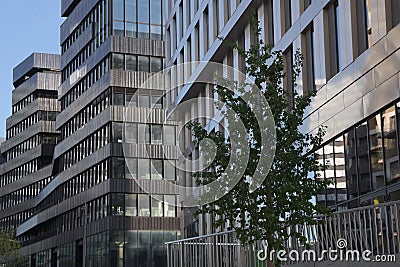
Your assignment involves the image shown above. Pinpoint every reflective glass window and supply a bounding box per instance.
[126,158,137,179]
[138,195,150,216]
[383,106,400,185]
[369,114,385,190]
[164,195,176,217]
[151,195,163,217]
[125,194,137,216]
[138,159,150,179]
[151,160,163,179]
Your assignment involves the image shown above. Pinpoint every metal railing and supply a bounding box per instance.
[166,200,400,266]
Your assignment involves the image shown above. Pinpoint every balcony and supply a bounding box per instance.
[167,201,400,266]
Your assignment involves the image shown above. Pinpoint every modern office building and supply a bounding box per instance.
[164,0,400,237]
[0,0,181,266]
[0,52,61,246]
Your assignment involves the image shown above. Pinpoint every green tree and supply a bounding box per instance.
[188,16,330,266]
[0,228,21,267]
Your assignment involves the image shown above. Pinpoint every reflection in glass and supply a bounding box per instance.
[324,142,336,206]
[344,129,358,200]
[126,158,137,179]
[356,122,372,195]
[383,106,400,184]
[125,123,137,143]
[164,195,176,217]
[110,231,124,267]
[163,126,176,145]
[164,160,176,180]
[125,194,137,216]
[316,148,326,206]
[151,195,163,217]
[113,0,124,20]
[126,0,137,22]
[334,136,347,203]
[111,194,125,216]
[151,159,163,179]
[138,159,150,179]
[138,195,150,216]
[112,158,125,179]
[369,114,385,190]
[151,125,163,144]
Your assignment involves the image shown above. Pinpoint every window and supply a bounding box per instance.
[138,159,150,179]
[113,93,124,106]
[383,106,400,185]
[112,54,124,69]
[126,55,137,71]
[151,125,163,144]
[163,126,176,145]
[281,0,292,35]
[111,194,125,216]
[113,0,124,20]
[126,158,137,179]
[126,0,137,22]
[387,0,400,30]
[302,24,316,93]
[151,195,163,217]
[138,56,150,72]
[150,57,163,72]
[125,123,137,143]
[164,160,176,180]
[138,195,150,216]
[368,115,385,190]
[138,124,150,143]
[324,0,341,80]
[151,160,163,179]
[164,195,176,217]
[112,158,125,179]
[138,94,150,108]
[353,0,372,57]
[113,122,123,143]
[125,194,137,216]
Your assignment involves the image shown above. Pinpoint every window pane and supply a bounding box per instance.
[164,195,176,217]
[150,25,162,40]
[138,124,150,143]
[112,158,125,179]
[138,24,150,39]
[163,126,175,145]
[383,106,400,184]
[138,159,150,179]
[126,22,137,37]
[112,54,124,69]
[113,93,124,106]
[137,0,150,23]
[150,0,162,24]
[151,195,163,217]
[125,194,137,216]
[138,95,150,108]
[151,95,163,109]
[138,195,150,216]
[150,57,163,72]
[164,160,176,180]
[151,160,163,179]
[344,128,358,200]
[126,93,137,107]
[151,125,163,144]
[111,193,125,215]
[113,122,123,143]
[113,0,124,20]
[369,115,384,190]
[356,122,371,196]
[138,56,150,72]
[126,55,137,71]
[113,21,125,36]
[125,123,137,143]
[126,158,137,179]
[126,0,137,22]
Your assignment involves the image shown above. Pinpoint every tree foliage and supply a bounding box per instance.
[0,228,21,267]
[187,15,330,265]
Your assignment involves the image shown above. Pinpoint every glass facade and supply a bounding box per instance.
[318,101,400,210]
[113,0,163,39]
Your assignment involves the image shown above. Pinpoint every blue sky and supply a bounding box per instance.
[0,0,63,138]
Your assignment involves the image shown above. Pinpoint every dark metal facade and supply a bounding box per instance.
[6,1,180,267]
